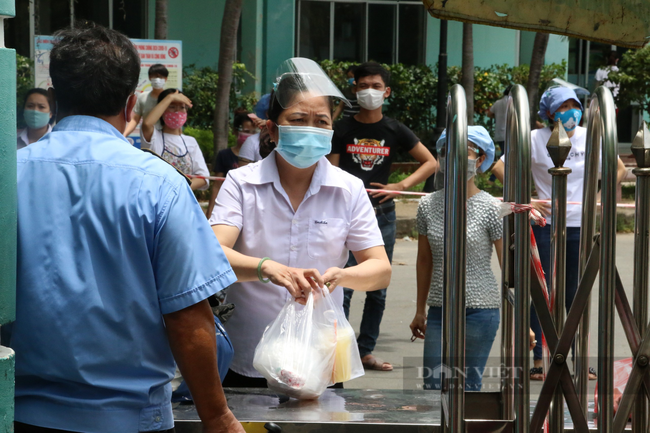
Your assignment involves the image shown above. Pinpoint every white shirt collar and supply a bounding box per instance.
[18,124,53,148]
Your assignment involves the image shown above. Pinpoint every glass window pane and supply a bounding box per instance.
[74,0,110,28]
[112,0,146,39]
[5,0,30,56]
[333,3,365,62]
[367,4,395,64]
[298,1,331,61]
[398,4,425,65]
[36,0,72,35]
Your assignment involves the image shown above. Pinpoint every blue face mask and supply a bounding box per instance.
[276,125,333,169]
[23,109,50,129]
[554,108,582,132]
[348,77,355,86]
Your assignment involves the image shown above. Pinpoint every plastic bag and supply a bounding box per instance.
[325,288,364,384]
[594,357,633,416]
[253,288,364,399]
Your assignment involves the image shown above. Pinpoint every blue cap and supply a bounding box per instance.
[538,87,583,121]
[436,125,496,173]
[254,93,271,120]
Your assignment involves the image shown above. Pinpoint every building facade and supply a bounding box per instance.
[5,0,570,95]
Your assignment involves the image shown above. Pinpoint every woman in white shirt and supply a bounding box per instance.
[492,87,626,380]
[17,88,53,149]
[140,88,210,191]
[210,58,392,387]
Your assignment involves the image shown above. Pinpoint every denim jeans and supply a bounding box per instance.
[343,209,396,357]
[423,306,500,391]
[530,224,581,360]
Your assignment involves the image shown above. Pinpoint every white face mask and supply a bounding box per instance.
[150,78,166,90]
[356,88,385,110]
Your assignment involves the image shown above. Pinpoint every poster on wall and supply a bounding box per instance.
[34,36,182,147]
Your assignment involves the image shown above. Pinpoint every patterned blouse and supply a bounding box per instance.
[416,190,503,309]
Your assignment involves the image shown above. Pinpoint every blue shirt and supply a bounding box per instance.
[9,116,236,432]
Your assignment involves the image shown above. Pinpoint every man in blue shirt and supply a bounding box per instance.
[6,24,244,433]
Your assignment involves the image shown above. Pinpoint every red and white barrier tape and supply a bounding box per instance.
[189,174,637,209]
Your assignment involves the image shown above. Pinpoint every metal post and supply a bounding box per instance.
[441,84,468,433]
[0,0,17,430]
[504,84,531,433]
[500,92,518,421]
[588,86,618,433]
[546,120,573,433]
[576,95,602,416]
[631,123,650,432]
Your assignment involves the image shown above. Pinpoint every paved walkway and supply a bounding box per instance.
[344,231,638,408]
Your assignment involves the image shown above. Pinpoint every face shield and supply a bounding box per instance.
[272,58,351,109]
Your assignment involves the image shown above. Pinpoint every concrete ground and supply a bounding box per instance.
[343,225,638,405]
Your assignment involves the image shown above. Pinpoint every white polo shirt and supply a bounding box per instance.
[210,151,384,377]
[500,126,594,227]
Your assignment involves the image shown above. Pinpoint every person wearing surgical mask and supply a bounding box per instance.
[410,126,536,391]
[206,113,258,218]
[124,63,168,137]
[17,88,53,149]
[328,61,437,372]
[209,58,392,388]
[140,88,210,191]
[491,87,627,381]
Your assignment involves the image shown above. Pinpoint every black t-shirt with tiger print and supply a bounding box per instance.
[331,115,419,207]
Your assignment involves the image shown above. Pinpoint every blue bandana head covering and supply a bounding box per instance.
[436,125,495,173]
[254,93,271,120]
[538,87,583,121]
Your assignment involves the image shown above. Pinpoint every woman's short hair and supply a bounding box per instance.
[267,75,334,123]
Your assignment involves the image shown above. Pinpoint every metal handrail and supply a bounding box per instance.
[441,84,468,433]
[581,86,619,432]
[502,84,532,433]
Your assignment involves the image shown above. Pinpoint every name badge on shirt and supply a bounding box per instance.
[314,220,328,225]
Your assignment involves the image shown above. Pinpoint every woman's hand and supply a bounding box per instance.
[169,90,193,108]
[410,313,427,340]
[529,328,537,351]
[260,260,323,304]
[531,200,551,217]
[321,267,347,292]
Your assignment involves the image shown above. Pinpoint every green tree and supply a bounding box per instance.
[608,46,650,115]
[16,54,34,128]
[213,0,243,155]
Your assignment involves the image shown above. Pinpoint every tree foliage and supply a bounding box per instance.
[320,59,567,148]
[16,54,34,128]
[608,47,650,115]
[182,63,256,130]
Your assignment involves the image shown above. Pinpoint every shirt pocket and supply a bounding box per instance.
[307,217,349,260]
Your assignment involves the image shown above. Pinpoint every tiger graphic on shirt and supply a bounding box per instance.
[347,138,390,171]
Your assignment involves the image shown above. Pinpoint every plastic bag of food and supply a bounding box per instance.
[320,288,365,384]
[253,287,364,399]
[253,289,336,399]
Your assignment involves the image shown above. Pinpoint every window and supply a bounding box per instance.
[4,0,147,58]
[298,1,331,61]
[333,3,365,62]
[398,4,425,65]
[296,1,426,65]
[367,4,395,63]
